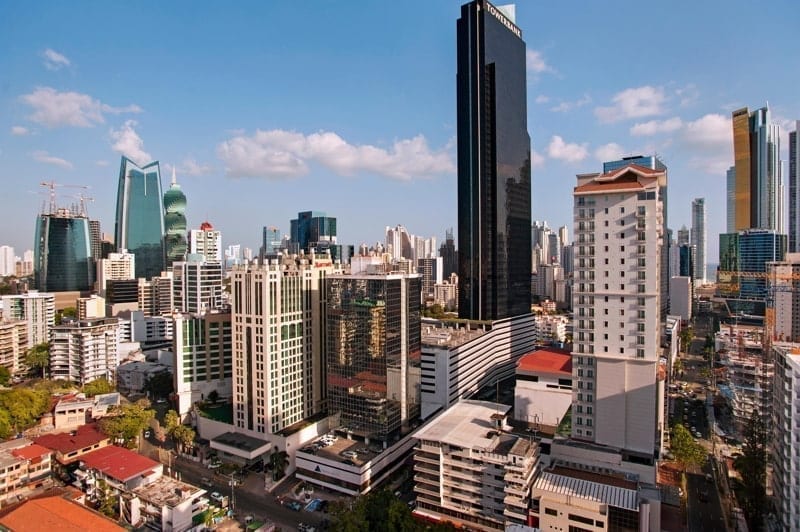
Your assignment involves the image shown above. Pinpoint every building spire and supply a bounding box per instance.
[171,166,177,186]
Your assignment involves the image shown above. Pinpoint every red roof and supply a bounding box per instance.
[12,444,51,461]
[80,446,159,483]
[0,495,124,532]
[517,347,572,376]
[34,424,108,455]
[200,221,214,230]
[574,163,663,193]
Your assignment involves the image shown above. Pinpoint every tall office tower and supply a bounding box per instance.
[457,0,531,321]
[326,272,421,443]
[677,244,695,280]
[771,344,800,530]
[34,208,94,292]
[88,220,102,261]
[172,255,224,314]
[385,225,414,261]
[768,253,800,342]
[417,257,443,300]
[96,250,135,295]
[289,211,340,260]
[0,246,14,277]
[231,253,342,435]
[546,232,561,264]
[413,235,438,262]
[726,166,736,233]
[261,226,283,258]
[731,106,783,232]
[558,225,568,249]
[438,228,457,277]
[173,310,232,417]
[49,317,119,385]
[138,272,174,317]
[690,198,707,284]
[676,225,689,245]
[1,291,55,348]
[572,164,666,460]
[189,222,222,263]
[789,122,800,252]
[163,168,188,267]
[114,156,165,280]
[719,229,786,315]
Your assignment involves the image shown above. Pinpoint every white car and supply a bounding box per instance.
[210,491,223,502]
[341,450,358,459]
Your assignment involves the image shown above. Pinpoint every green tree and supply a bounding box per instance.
[0,387,49,434]
[670,424,706,470]
[171,424,196,454]
[328,489,445,532]
[0,409,13,439]
[143,370,174,400]
[0,366,10,386]
[25,343,50,379]
[95,478,118,518]
[678,327,693,354]
[82,377,115,397]
[163,410,180,433]
[99,399,155,448]
[270,450,289,481]
[735,410,768,531]
[207,390,219,404]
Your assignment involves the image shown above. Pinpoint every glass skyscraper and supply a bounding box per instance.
[789,121,800,252]
[34,210,94,292]
[163,168,188,267]
[289,211,341,261]
[114,156,166,280]
[457,0,531,321]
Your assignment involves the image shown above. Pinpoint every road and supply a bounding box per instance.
[686,461,725,532]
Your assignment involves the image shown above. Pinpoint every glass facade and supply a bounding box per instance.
[325,274,421,444]
[115,156,165,280]
[34,212,94,292]
[457,0,531,320]
[164,177,188,267]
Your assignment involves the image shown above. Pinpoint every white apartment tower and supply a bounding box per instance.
[172,255,224,314]
[771,343,800,531]
[231,253,342,435]
[189,222,222,263]
[767,253,800,343]
[0,246,15,277]
[1,291,55,348]
[49,317,120,385]
[690,198,707,285]
[572,164,665,459]
[96,250,135,295]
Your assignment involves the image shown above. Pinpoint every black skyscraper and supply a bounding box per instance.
[457,1,532,320]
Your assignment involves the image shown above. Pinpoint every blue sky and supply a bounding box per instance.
[1,1,798,264]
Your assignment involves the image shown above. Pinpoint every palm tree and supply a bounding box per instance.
[25,343,49,379]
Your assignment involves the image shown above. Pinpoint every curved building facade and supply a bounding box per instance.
[34,209,94,292]
[115,156,165,280]
[164,169,188,267]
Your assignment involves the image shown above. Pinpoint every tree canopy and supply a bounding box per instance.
[0,366,10,387]
[99,399,155,448]
[328,489,456,532]
[143,370,173,400]
[83,377,115,397]
[25,343,50,378]
[735,411,768,531]
[670,424,706,470]
[0,387,50,436]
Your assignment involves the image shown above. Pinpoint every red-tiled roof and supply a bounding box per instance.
[34,424,108,455]
[575,163,663,193]
[517,347,572,375]
[80,446,159,483]
[12,444,51,461]
[574,180,645,193]
[0,495,124,532]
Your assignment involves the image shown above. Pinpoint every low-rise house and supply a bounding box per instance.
[0,440,53,503]
[76,445,162,493]
[0,492,125,531]
[125,475,208,532]
[35,423,110,468]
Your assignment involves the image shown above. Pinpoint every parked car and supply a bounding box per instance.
[201,477,213,487]
[210,491,223,502]
[341,450,358,459]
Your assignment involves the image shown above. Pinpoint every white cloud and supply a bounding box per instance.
[594,143,624,162]
[531,149,545,168]
[526,50,552,74]
[680,113,733,175]
[551,94,591,113]
[534,95,550,104]
[546,135,588,163]
[10,126,30,136]
[21,87,142,128]
[675,83,699,107]
[166,158,214,177]
[594,85,666,123]
[217,129,454,180]
[31,150,73,169]
[95,160,109,167]
[110,120,152,164]
[41,48,70,71]
[630,117,683,136]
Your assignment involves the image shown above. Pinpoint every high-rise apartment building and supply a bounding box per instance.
[34,208,94,292]
[767,253,800,343]
[173,311,232,416]
[438,228,457,278]
[189,222,222,264]
[789,121,800,252]
[49,317,119,385]
[326,272,421,443]
[164,169,188,267]
[731,106,783,233]
[172,255,224,314]
[457,0,531,321]
[96,250,135,295]
[417,257,443,300]
[115,157,165,280]
[691,198,706,285]
[572,164,666,459]
[771,343,800,530]
[138,272,174,317]
[261,226,283,257]
[88,220,102,262]
[1,291,55,349]
[0,319,27,376]
[231,254,341,435]
[0,246,15,277]
[726,166,736,233]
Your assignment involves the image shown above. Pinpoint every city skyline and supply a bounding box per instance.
[1,1,799,261]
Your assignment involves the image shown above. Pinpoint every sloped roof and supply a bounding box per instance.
[0,495,124,532]
[80,446,159,483]
[517,347,572,376]
[34,424,108,455]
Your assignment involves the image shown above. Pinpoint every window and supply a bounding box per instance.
[620,258,625,264]
[620,207,625,213]
[619,322,624,328]
[604,233,609,239]
[620,347,625,354]
[603,346,608,352]
[638,206,646,215]
[604,220,609,226]
[545,508,558,517]
[620,245,625,252]
[587,394,593,402]
[620,270,625,277]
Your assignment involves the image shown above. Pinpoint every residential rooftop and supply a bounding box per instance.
[534,467,639,512]
[80,445,160,483]
[35,424,108,455]
[421,320,488,348]
[414,400,511,451]
[517,347,572,376]
[132,475,205,508]
[0,494,125,532]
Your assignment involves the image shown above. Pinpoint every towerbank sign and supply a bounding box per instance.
[485,2,521,39]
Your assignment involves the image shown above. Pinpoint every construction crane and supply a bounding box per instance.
[70,193,94,217]
[39,181,89,214]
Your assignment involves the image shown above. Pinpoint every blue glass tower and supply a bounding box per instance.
[164,168,188,267]
[115,156,166,280]
[289,211,341,260]
[34,210,94,292]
